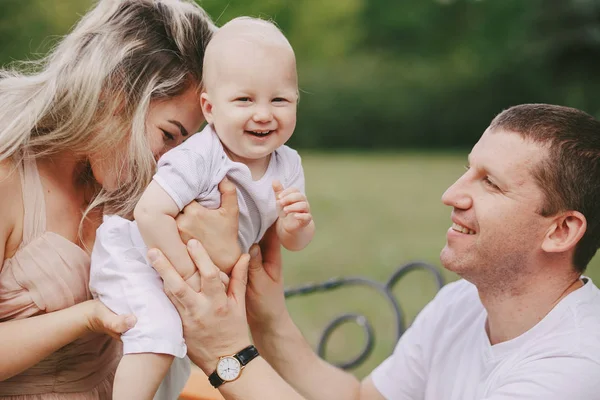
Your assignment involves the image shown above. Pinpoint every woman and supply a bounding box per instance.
[0,0,216,397]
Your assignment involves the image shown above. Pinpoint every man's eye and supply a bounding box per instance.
[161,129,175,141]
[483,177,499,190]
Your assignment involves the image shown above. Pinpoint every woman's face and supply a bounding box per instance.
[91,86,205,191]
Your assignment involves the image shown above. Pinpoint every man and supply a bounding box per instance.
[150,104,600,399]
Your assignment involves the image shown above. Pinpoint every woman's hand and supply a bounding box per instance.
[175,177,241,273]
[246,226,290,334]
[82,300,136,341]
[149,240,252,374]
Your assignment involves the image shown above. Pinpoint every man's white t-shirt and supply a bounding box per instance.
[371,278,600,399]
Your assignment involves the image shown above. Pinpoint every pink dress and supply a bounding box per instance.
[0,157,121,399]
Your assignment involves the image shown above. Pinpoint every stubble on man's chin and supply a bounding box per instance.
[441,247,529,297]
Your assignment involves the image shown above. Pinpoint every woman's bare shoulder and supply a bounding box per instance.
[0,159,23,260]
[0,158,21,201]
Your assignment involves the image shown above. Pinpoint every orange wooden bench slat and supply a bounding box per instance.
[179,367,225,400]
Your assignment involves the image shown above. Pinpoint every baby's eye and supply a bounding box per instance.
[235,97,251,102]
[272,97,287,103]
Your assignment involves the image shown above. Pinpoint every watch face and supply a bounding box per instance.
[216,356,242,381]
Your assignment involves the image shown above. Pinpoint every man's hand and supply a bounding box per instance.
[175,177,241,274]
[246,226,289,333]
[149,240,251,374]
[273,180,313,234]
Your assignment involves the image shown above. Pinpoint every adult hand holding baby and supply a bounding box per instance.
[82,299,136,341]
[149,240,252,374]
[245,226,289,333]
[176,177,242,273]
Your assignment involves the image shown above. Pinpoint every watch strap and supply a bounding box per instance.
[208,371,224,388]
[234,345,259,366]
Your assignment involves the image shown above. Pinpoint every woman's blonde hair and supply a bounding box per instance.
[0,0,215,219]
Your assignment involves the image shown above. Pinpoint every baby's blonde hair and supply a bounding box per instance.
[0,0,215,219]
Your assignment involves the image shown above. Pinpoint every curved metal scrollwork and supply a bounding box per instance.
[284,261,445,370]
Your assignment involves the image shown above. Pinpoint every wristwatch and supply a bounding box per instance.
[208,345,260,388]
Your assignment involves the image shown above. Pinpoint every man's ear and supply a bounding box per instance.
[542,211,587,254]
[200,92,214,125]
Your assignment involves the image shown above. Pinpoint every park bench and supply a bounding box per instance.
[179,261,445,400]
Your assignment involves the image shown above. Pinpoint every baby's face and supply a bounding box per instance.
[203,41,298,164]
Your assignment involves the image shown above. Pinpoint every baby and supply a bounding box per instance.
[89,17,314,400]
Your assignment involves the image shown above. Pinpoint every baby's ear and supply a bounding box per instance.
[200,92,214,124]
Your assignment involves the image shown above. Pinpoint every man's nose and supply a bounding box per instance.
[441,174,472,210]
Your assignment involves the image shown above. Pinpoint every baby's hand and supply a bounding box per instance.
[273,180,313,234]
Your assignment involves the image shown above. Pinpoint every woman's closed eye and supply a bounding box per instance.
[161,129,176,142]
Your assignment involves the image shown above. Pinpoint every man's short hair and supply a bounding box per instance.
[489,104,600,272]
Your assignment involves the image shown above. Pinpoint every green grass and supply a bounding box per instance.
[280,152,600,378]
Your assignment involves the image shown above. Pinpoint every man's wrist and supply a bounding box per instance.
[206,344,260,388]
[249,312,294,352]
[249,304,291,330]
[195,341,253,375]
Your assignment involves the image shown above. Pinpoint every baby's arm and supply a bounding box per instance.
[134,181,198,287]
[113,353,173,400]
[273,180,315,251]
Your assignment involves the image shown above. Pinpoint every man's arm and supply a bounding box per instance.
[244,226,386,400]
[149,239,385,400]
[251,311,385,400]
[246,225,438,400]
[211,356,383,400]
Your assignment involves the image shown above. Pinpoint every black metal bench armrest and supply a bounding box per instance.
[283,261,445,370]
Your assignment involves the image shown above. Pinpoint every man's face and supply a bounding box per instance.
[440,129,553,286]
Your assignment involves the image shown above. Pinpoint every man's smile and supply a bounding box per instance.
[451,222,475,235]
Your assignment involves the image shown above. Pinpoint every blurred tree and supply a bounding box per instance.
[2,0,600,149]
[0,0,94,66]
[532,0,600,114]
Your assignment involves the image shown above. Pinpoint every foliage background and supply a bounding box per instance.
[3,0,600,150]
